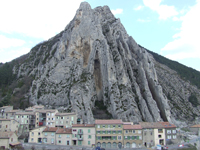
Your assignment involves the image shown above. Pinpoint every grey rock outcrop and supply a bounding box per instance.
[12,2,200,125]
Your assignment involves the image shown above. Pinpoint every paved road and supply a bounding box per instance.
[23,143,150,150]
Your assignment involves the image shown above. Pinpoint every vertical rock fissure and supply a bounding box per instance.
[93,50,103,101]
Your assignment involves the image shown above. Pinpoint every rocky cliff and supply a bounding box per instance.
[8,2,200,125]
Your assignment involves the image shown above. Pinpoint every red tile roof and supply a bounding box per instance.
[139,122,164,129]
[95,119,123,125]
[190,124,200,128]
[56,128,72,134]
[43,127,59,132]
[72,124,95,127]
[123,125,142,130]
[55,112,76,116]
[0,118,11,121]
[15,112,35,115]
[159,122,176,128]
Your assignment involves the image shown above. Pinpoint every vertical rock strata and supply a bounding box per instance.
[14,2,172,124]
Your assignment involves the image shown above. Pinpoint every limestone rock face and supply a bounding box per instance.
[14,2,199,125]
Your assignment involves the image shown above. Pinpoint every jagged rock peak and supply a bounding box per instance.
[14,2,174,125]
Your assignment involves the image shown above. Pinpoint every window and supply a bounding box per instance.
[113,125,116,128]
[88,129,90,133]
[97,136,101,140]
[67,134,70,138]
[32,132,34,136]
[44,133,47,136]
[158,135,162,138]
[138,130,141,134]
[118,130,122,134]
[11,138,13,142]
[43,138,47,143]
[6,125,8,128]
[73,129,77,132]
[118,136,121,140]
[27,120,28,123]
[27,116,29,118]
[173,135,176,139]
[59,134,61,138]
[61,117,63,119]
[88,135,91,139]
[107,131,111,134]
[97,131,100,134]
[158,129,163,133]
[167,135,171,139]
[139,136,142,140]
[167,130,171,134]
[67,141,70,145]
[102,131,106,134]
[132,130,135,133]
[22,115,24,118]
[113,130,116,134]
[78,141,82,146]
[97,125,100,128]
[108,125,110,128]
[102,125,105,128]
[31,138,34,141]
[51,138,54,143]
[172,130,176,134]
[51,133,54,136]
[126,130,128,133]
[58,140,61,143]
[88,141,90,145]
[38,132,40,136]
[118,125,121,128]
[66,121,68,123]
[113,136,117,140]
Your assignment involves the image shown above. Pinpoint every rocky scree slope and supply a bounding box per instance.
[9,2,200,125]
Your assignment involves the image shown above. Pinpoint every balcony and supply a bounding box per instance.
[78,136,83,141]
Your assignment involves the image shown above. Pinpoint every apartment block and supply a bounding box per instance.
[123,124,143,148]
[55,112,77,128]
[56,128,72,145]
[43,127,59,144]
[160,122,177,144]
[72,124,96,147]
[139,122,155,148]
[95,119,123,149]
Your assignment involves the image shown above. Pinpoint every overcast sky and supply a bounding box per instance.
[0,0,199,71]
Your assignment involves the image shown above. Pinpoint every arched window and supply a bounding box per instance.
[126,142,130,148]
[107,142,111,148]
[113,142,117,148]
[102,142,106,148]
[97,142,101,147]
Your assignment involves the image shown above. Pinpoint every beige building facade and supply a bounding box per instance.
[0,131,19,149]
[0,118,19,132]
[43,127,59,144]
[56,128,72,145]
[95,119,123,149]
[28,126,46,143]
[55,112,77,128]
[123,125,143,148]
